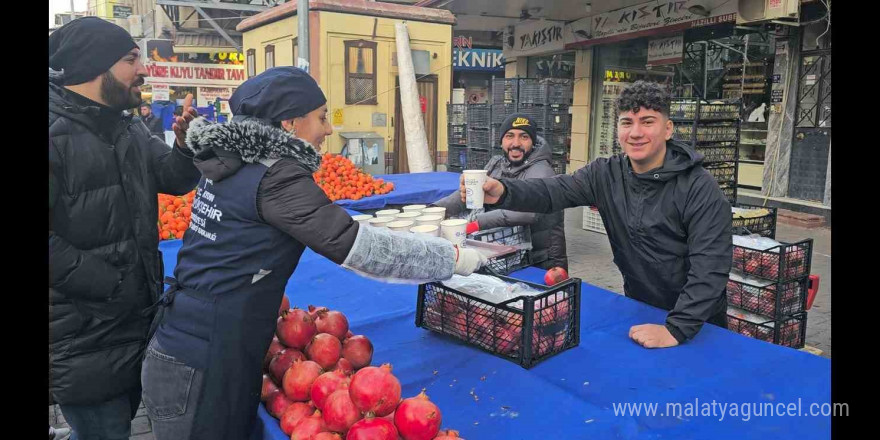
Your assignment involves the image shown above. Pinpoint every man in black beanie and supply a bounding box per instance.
[49,17,201,440]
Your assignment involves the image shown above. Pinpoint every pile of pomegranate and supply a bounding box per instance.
[264,300,465,440]
[732,245,806,281]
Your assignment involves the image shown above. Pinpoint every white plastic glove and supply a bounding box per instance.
[453,246,488,276]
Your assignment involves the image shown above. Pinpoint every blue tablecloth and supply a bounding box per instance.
[156,241,831,439]
[332,171,460,210]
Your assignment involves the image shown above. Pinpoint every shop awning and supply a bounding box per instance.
[173,31,241,53]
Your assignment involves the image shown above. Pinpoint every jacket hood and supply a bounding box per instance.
[497,135,553,173]
[185,117,322,182]
[631,139,704,182]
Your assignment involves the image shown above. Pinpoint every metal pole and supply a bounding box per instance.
[297,0,310,72]
[70,0,75,14]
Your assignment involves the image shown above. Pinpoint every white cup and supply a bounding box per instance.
[440,219,468,247]
[415,215,443,227]
[375,209,401,218]
[421,206,447,219]
[395,212,422,221]
[411,224,440,237]
[402,204,427,213]
[368,217,395,228]
[387,220,415,232]
[352,214,373,225]
[463,170,489,209]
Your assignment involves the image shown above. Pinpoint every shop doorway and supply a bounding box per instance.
[789,50,831,202]
[393,75,438,173]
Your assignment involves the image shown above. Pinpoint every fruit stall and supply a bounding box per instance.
[157,214,830,440]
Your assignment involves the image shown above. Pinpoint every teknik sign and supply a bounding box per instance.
[453,48,504,72]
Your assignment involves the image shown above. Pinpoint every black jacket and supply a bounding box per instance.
[49,70,200,405]
[434,137,568,269]
[140,113,165,137]
[492,140,732,342]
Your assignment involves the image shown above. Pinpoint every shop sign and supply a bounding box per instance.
[510,20,566,57]
[151,84,170,102]
[453,35,473,50]
[647,35,684,66]
[113,5,132,19]
[144,62,246,86]
[605,70,634,82]
[453,48,504,72]
[197,87,233,108]
[771,90,784,103]
[772,74,781,84]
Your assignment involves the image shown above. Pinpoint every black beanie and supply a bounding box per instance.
[498,113,539,145]
[229,67,327,122]
[48,17,138,85]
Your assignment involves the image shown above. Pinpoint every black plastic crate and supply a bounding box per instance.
[467,103,491,128]
[727,310,807,349]
[705,163,737,185]
[670,99,699,120]
[670,99,740,121]
[551,153,567,175]
[545,79,573,105]
[467,147,491,170]
[727,273,808,318]
[416,274,581,368]
[447,164,463,173]
[492,78,519,104]
[719,183,737,205]
[490,123,502,147]
[516,103,545,125]
[696,143,738,163]
[517,79,545,104]
[674,123,739,143]
[447,145,468,168]
[471,225,533,275]
[492,103,517,124]
[468,128,492,149]
[447,103,467,126]
[541,131,570,154]
[732,204,778,238]
[448,124,467,145]
[732,238,813,282]
[543,106,571,132]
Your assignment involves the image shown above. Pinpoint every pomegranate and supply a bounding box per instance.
[494,324,521,355]
[308,304,330,320]
[449,312,467,338]
[290,410,328,440]
[269,348,307,384]
[553,330,567,350]
[307,333,343,369]
[266,391,294,418]
[280,402,316,435]
[315,309,350,340]
[279,295,290,316]
[544,266,569,286]
[345,330,354,339]
[283,360,324,401]
[433,429,464,439]
[394,390,442,440]
[342,335,374,370]
[261,374,281,402]
[314,433,344,440]
[345,415,398,440]
[311,370,351,411]
[440,294,464,316]
[467,313,493,346]
[333,357,355,376]
[322,389,362,433]
[348,364,402,417]
[277,308,318,349]
[264,336,286,370]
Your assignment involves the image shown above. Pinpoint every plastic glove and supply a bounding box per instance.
[466,221,480,235]
[453,246,488,276]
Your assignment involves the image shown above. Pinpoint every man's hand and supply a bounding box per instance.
[629,324,679,349]
[173,94,198,150]
[459,175,505,205]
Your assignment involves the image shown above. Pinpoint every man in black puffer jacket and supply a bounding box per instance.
[49,17,200,440]
[466,81,732,349]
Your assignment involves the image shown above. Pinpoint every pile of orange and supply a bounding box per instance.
[158,191,195,240]
[313,153,394,202]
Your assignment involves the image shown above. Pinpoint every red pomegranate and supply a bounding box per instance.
[342,335,374,370]
[494,324,521,355]
[348,364,402,417]
[394,390,442,440]
[314,433,344,440]
[280,402,316,435]
[283,360,324,401]
[261,374,281,402]
[277,308,318,349]
[279,295,290,316]
[307,333,343,369]
[345,330,354,339]
[449,312,467,338]
[290,410,328,440]
[440,294,464,316]
[311,370,351,411]
[266,391,294,418]
[467,313,492,342]
[264,336,286,370]
[332,358,355,376]
[315,309,350,340]
[433,429,464,439]
[543,266,569,286]
[269,348,307,384]
[322,389,362,433]
[308,304,330,319]
[345,416,398,440]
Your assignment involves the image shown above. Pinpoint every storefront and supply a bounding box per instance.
[452,33,505,104]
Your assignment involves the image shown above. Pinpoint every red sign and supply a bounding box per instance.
[453,36,473,50]
[420,96,427,113]
[144,62,245,86]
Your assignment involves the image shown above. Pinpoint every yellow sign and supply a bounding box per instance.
[332,109,344,126]
[512,117,531,128]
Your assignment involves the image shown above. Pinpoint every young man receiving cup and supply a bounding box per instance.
[434,113,568,270]
[462,81,732,349]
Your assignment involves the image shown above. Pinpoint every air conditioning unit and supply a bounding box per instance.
[737,0,800,24]
[128,15,144,38]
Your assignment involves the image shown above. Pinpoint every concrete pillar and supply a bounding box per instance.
[505,57,528,78]
[569,48,592,173]
[763,28,800,198]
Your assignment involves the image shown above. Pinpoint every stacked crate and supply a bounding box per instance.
[465,103,493,169]
[671,98,741,204]
[446,103,468,172]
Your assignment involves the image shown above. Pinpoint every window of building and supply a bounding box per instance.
[247,49,256,78]
[265,44,275,70]
[345,40,377,105]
